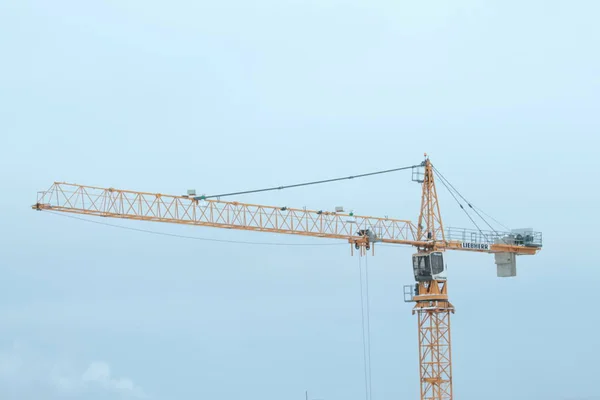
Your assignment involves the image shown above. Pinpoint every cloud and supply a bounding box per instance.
[0,342,146,399]
[82,361,146,398]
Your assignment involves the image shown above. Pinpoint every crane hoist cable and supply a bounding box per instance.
[365,253,373,400]
[358,256,368,400]
[357,255,372,400]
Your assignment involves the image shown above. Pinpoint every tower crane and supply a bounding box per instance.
[32,156,542,400]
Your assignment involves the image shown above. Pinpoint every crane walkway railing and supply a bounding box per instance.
[445,227,542,247]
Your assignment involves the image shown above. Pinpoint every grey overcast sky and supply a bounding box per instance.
[1,1,599,399]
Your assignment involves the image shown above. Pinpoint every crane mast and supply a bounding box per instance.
[416,157,445,243]
[32,156,542,400]
[413,157,454,400]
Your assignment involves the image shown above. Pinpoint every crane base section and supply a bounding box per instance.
[413,280,455,400]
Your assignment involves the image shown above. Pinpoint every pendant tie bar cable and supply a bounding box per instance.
[197,164,420,200]
[432,165,511,245]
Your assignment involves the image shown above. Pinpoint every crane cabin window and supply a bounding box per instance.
[412,253,431,281]
[412,251,445,281]
[431,252,444,275]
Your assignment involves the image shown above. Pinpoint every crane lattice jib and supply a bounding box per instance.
[32,182,540,255]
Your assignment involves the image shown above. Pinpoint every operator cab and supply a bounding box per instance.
[412,251,446,281]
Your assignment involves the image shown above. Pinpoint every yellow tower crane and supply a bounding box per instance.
[32,156,542,400]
